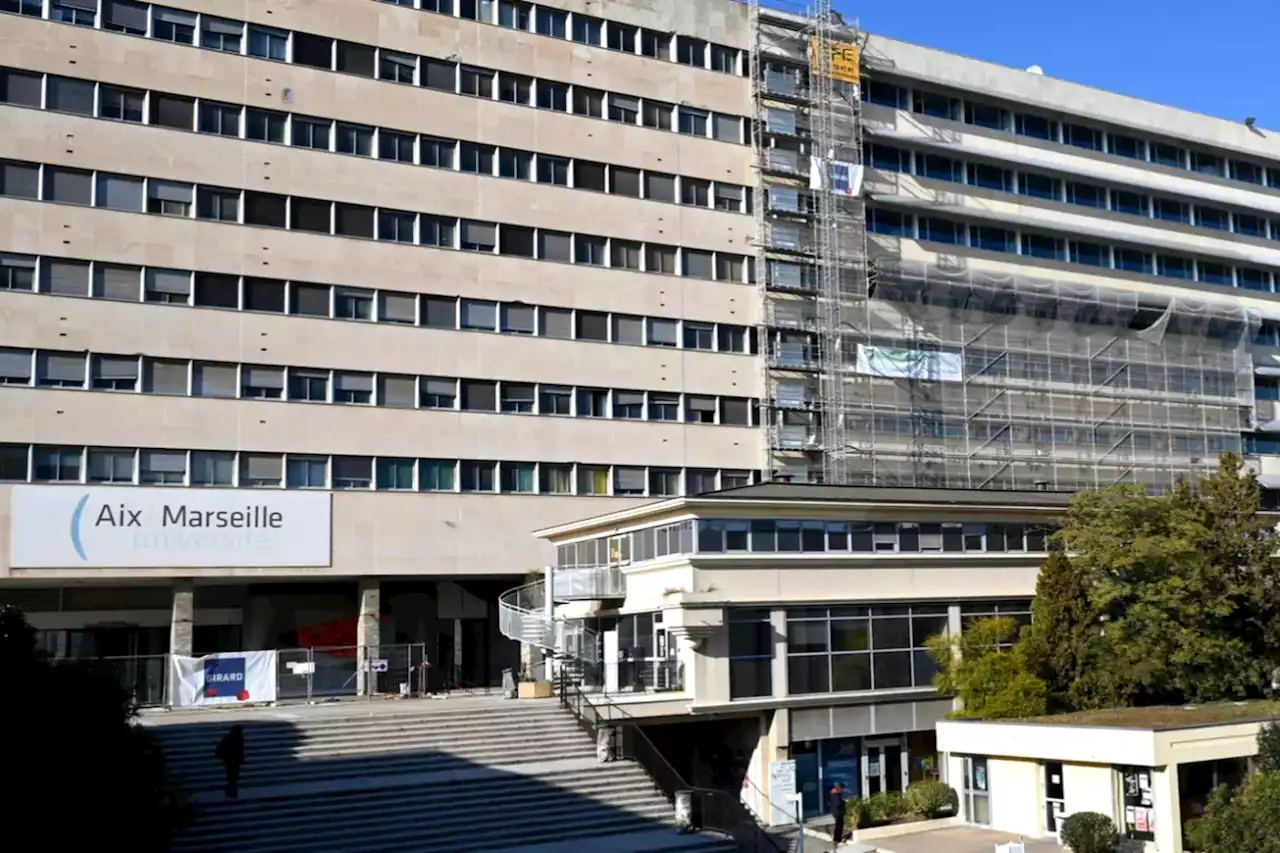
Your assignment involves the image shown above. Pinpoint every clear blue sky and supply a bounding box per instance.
[837,0,1276,130]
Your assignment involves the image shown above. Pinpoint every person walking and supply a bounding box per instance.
[216,724,246,800]
[828,781,847,848]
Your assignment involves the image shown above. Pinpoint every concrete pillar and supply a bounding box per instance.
[169,580,194,657]
[770,607,788,698]
[356,579,380,696]
[1152,766,1183,853]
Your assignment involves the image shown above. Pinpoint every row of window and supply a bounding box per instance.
[556,518,1056,567]
[864,204,1280,295]
[865,142,1280,256]
[0,159,754,281]
[374,0,746,76]
[0,443,756,495]
[0,68,752,214]
[724,600,1032,700]
[0,252,757,355]
[0,346,759,425]
[861,78,1280,194]
[12,0,750,139]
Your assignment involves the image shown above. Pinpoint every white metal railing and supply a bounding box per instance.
[498,578,600,667]
[552,566,626,601]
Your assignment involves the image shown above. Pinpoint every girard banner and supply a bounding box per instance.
[170,650,279,706]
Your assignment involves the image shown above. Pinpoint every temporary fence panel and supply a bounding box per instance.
[170,650,278,707]
[275,647,315,702]
[54,654,168,707]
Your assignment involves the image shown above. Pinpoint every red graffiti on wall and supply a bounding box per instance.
[297,615,387,658]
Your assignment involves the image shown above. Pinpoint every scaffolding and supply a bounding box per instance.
[751,2,1260,492]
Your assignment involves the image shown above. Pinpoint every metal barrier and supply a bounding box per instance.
[51,643,429,709]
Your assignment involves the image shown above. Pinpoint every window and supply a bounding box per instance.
[648,318,678,347]
[1021,233,1063,261]
[143,358,188,394]
[613,391,644,419]
[247,24,287,60]
[293,117,332,150]
[498,0,531,30]
[0,444,27,481]
[577,465,609,495]
[95,173,144,212]
[648,394,679,421]
[420,459,455,491]
[460,221,497,252]
[676,36,706,67]
[574,235,606,265]
[646,244,677,274]
[334,204,375,238]
[683,250,713,279]
[1018,172,1059,200]
[2,0,42,17]
[499,149,532,180]
[728,608,773,699]
[537,155,570,186]
[461,379,497,411]
[714,253,743,282]
[88,449,135,484]
[420,215,456,247]
[1070,240,1107,268]
[420,378,457,409]
[147,93,195,130]
[422,59,457,92]
[144,268,191,303]
[712,114,741,142]
[33,446,82,482]
[421,297,457,328]
[460,460,497,492]
[714,184,744,212]
[201,17,243,52]
[678,107,708,137]
[196,186,240,222]
[685,396,715,423]
[292,33,334,70]
[1115,248,1152,275]
[576,312,606,340]
[290,198,332,233]
[540,464,573,494]
[498,72,531,105]
[199,102,242,137]
[379,50,417,84]
[681,178,710,207]
[536,81,568,112]
[649,468,680,496]
[193,273,239,308]
[51,0,97,26]
[500,383,535,414]
[1197,206,1231,231]
[611,240,641,270]
[420,136,456,169]
[573,87,604,118]
[379,130,416,163]
[46,77,94,116]
[576,388,608,417]
[184,451,233,487]
[44,167,93,205]
[608,94,639,125]
[139,450,186,485]
[288,369,329,402]
[1150,142,1185,169]
[535,7,567,37]
[0,254,35,292]
[378,374,417,408]
[540,307,572,338]
[641,29,671,58]
[241,366,284,399]
[574,161,607,192]
[153,7,196,43]
[609,166,641,198]
[42,260,89,296]
[241,278,284,313]
[614,467,646,495]
[500,303,535,334]
[0,347,32,385]
[333,372,372,404]
[286,455,329,488]
[98,84,145,122]
[336,123,374,157]
[460,300,497,332]
[642,101,672,131]
[147,180,193,217]
[246,108,287,143]
[192,362,238,398]
[0,160,39,199]
[376,458,416,491]
[460,142,495,174]
[240,453,282,488]
[525,230,568,263]
[289,282,330,317]
[378,210,417,243]
[460,66,494,99]
[539,385,572,415]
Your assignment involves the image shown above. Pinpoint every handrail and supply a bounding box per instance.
[558,672,785,853]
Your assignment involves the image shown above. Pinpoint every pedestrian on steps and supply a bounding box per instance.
[829,781,846,849]
[216,724,246,800]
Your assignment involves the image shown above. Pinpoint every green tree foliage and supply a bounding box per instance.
[1256,720,1280,775]
[0,606,192,851]
[1059,811,1119,853]
[931,453,1280,717]
[927,617,1047,719]
[1185,771,1280,853]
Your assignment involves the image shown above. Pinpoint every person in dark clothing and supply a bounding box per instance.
[215,724,246,800]
[829,782,846,848]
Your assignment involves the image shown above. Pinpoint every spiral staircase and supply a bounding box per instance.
[498,565,627,672]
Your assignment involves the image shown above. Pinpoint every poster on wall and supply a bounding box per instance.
[768,760,798,826]
[170,650,279,707]
[1118,766,1156,841]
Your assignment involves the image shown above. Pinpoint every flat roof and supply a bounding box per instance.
[705,483,1077,507]
[1013,701,1280,731]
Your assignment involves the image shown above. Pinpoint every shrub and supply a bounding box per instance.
[846,796,875,830]
[1060,811,1119,853]
[868,790,908,823]
[904,779,957,819]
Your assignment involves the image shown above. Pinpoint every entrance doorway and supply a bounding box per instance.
[864,738,906,795]
[1044,761,1065,833]
[964,756,991,826]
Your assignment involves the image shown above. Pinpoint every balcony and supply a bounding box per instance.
[552,565,626,602]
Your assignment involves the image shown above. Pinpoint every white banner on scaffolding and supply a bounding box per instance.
[855,344,964,382]
[808,157,864,196]
[169,650,278,707]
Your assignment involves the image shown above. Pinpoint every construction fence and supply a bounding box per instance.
[51,643,429,709]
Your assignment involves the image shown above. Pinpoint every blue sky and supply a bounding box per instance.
[837,0,1275,130]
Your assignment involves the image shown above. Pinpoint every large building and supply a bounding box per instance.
[2,0,1280,702]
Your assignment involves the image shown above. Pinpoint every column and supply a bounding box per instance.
[1151,766,1183,853]
[169,579,194,657]
[770,607,788,699]
[356,578,380,696]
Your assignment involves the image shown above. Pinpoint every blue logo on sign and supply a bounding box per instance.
[203,657,246,698]
[70,493,90,562]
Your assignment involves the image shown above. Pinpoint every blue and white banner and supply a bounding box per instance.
[170,650,278,707]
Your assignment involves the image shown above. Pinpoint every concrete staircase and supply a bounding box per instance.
[144,697,737,853]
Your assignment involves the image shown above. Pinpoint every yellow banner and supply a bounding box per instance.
[810,38,861,85]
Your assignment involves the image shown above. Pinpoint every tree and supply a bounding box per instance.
[928,617,1047,720]
[1256,720,1280,775]
[0,606,192,851]
[1019,548,1101,712]
[1185,771,1280,853]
